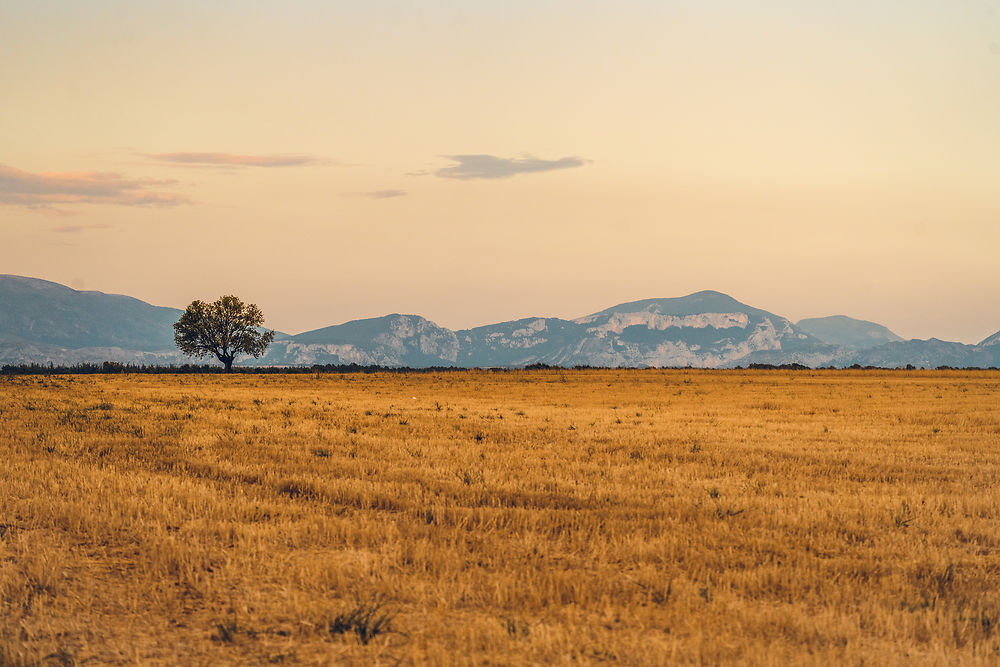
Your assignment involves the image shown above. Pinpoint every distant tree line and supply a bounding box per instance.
[0,362,472,376]
[1,362,996,376]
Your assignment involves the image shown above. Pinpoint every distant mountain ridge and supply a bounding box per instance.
[796,315,903,350]
[265,314,460,367]
[452,291,827,369]
[1,275,998,369]
[979,331,1000,348]
[0,275,182,350]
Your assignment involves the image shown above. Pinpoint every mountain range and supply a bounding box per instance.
[2,274,998,369]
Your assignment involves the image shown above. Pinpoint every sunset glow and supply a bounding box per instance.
[3,1,998,341]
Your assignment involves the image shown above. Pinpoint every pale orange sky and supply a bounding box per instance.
[2,1,999,341]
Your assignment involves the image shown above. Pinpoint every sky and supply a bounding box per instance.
[2,0,999,342]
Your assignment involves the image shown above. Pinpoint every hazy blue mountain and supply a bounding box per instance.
[978,330,1000,348]
[262,314,460,367]
[266,290,839,368]
[843,339,995,369]
[0,274,182,351]
[568,291,834,368]
[0,275,286,366]
[456,317,588,367]
[454,291,835,368]
[978,331,1000,367]
[0,337,188,366]
[2,275,998,368]
[796,315,903,350]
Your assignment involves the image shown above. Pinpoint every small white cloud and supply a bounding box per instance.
[435,154,589,180]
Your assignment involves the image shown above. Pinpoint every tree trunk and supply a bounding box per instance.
[223,356,234,372]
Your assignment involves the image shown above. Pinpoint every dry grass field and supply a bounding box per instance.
[2,370,1000,665]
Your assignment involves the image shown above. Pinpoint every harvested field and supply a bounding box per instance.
[2,370,1000,664]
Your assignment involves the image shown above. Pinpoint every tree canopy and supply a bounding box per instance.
[173,295,275,371]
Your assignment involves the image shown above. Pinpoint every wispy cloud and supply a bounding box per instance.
[342,189,408,200]
[148,152,322,168]
[51,223,113,233]
[0,164,189,211]
[365,189,407,199]
[435,154,589,180]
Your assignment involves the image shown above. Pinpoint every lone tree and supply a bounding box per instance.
[173,295,275,371]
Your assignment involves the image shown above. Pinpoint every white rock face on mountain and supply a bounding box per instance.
[267,342,384,366]
[457,317,585,367]
[505,319,550,345]
[262,314,460,366]
[576,311,751,336]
